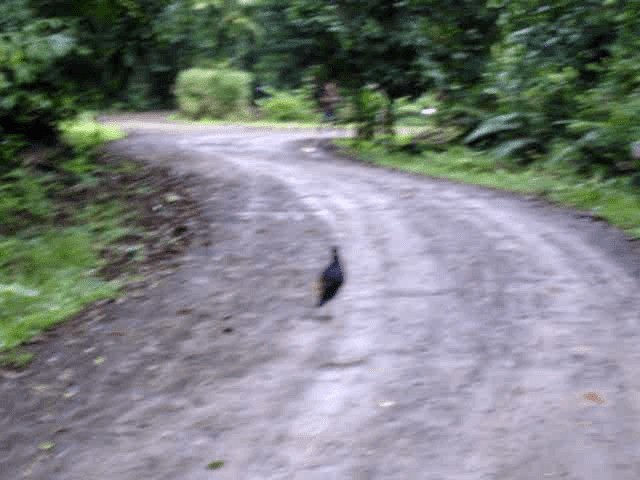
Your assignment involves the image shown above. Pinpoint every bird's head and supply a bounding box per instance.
[331,246,339,258]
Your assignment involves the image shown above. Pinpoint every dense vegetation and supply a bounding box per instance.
[0,119,127,362]
[2,0,640,356]
[174,67,252,120]
[4,0,639,172]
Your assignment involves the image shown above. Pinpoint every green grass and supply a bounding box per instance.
[0,350,34,369]
[0,230,119,351]
[76,201,138,244]
[338,139,640,238]
[0,114,130,356]
[256,91,322,123]
[59,113,126,151]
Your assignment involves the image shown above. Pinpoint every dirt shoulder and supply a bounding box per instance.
[2,114,640,480]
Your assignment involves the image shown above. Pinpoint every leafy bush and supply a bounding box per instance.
[0,0,78,156]
[0,135,27,175]
[257,90,321,122]
[444,1,640,172]
[395,93,440,126]
[174,67,252,120]
[464,113,524,145]
[560,94,640,173]
[345,87,389,140]
[59,114,125,153]
[0,169,51,232]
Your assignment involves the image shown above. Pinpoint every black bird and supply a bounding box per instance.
[315,246,344,307]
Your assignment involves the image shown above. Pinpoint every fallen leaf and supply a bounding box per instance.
[571,345,591,355]
[207,460,225,470]
[63,385,80,398]
[38,441,55,451]
[583,392,605,405]
[93,356,105,366]
[58,369,74,384]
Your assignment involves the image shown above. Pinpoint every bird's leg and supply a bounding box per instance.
[312,280,321,304]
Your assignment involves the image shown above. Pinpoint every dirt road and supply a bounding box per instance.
[3,114,640,479]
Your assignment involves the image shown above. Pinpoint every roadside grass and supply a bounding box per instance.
[0,117,128,360]
[60,113,126,150]
[337,139,640,239]
[0,230,119,352]
[0,350,34,369]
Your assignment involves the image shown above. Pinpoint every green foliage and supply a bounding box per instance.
[0,113,133,352]
[559,94,640,173]
[7,0,260,113]
[0,201,135,351]
[0,0,78,155]
[394,93,439,126]
[175,67,252,120]
[0,229,118,351]
[255,0,499,140]
[0,350,34,369]
[155,0,259,73]
[76,202,137,245]
[0,169,51,233]
[492,138,537,160]
[59,115,126,153]
[344,87,389,140]
[31,0,174,109]
[464,113,524,145]
[207,461,225,470]
[253,0,342,89]
[408,0,500,96]
[471,0,640,171]
[257,90,321,122]
[3,0,640,186]
[0,116,126,236]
